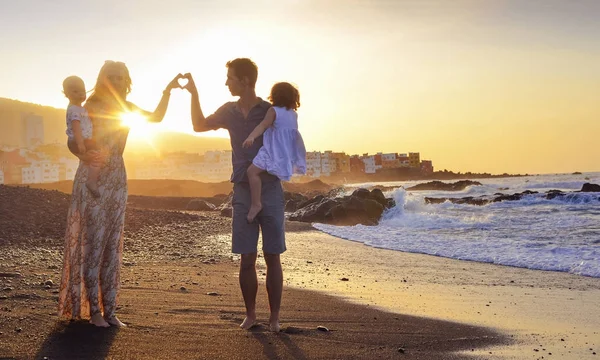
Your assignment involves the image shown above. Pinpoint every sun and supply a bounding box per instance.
[120,112,157,141]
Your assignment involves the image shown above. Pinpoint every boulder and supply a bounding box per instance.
[186,199,216,211]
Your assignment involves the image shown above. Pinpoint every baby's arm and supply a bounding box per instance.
[243,107,276,148]
[71,120,86,154]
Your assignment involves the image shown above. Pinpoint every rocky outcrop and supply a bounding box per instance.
[186,199,216,211]
[406,180,482,191]
[581,183,600,192]
[289,188,395,226]
[425,185,600,206]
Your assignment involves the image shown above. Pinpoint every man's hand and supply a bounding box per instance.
[242,137,254,148]
[182,73,197,94]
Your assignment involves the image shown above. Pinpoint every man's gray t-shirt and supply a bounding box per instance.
[205,99,278,184]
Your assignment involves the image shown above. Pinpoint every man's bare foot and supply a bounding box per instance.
[246,204,262,223]
[240,315,257,330]
[86,182,100,198]
[90,313,110,328]
[269,320,281,333]
[105,316,127,327]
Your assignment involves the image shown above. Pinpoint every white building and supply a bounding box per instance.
[381,153,397,161]
[321,151,337,176]
[135,160,172,179]
[361,156,376,174]
[21,113,44,148]
[134,151,233,182]
[305,151,322,178]
[182,162,232,182]
[59,157,80,180]
[0,169,4,184]
[21,161,59,184]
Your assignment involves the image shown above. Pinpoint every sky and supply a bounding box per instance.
[1,0,599,174]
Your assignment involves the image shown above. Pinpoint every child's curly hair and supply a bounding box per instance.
[268,82,300,110]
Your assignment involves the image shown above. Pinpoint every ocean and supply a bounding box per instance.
[313,172,600,278]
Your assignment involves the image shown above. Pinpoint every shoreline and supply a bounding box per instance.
[0,218,510,360]
[281,227,600,359]
[1,210,598,358]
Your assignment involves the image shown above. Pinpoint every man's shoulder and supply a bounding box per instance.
[258,98,272,109]
[218,101,237,110]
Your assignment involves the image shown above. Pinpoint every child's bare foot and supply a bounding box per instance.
[86,181,100,198]
[246,204,262,223]
[240,315,257,330]
[90,313,110,328]
[105,316,127,327]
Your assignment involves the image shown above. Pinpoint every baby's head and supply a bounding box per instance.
[62,76,87,104]
[268,82,300,111]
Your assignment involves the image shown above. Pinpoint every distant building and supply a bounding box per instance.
[59,157,80,181]
[331,152,351,173]
[306,151,322,178]
[361,154,376,174]
[420,160,434,175]
[374,153,383,170]
[381,153,400,168]
[21,160,59,184]
[397,153,410,167]
[321,151,338,176]
[409,152,420,168]
[21,113,44,148]
[0,149,28,184]
[349,155,365,173]
[133,150,233,182]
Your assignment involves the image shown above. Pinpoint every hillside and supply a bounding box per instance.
[0,97,231,154]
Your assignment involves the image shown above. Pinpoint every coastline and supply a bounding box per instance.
[1,218,509,360]
[281,226,600,359]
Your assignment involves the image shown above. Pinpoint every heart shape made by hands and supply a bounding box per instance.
[177,77,189,89]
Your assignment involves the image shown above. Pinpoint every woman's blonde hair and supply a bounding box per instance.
[87,60,132,104]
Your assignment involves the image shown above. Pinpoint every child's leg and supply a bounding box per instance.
[247,164,264,223]
[85,162,101,198]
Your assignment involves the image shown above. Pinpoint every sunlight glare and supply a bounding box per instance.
[120,112,156,141]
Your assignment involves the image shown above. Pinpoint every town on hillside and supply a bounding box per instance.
[0,112,434,185]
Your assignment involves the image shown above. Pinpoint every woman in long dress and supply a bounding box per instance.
[58,60,182,327]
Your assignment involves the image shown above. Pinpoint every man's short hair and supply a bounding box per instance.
[226,58,258,87]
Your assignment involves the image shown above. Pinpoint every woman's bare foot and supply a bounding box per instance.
[90,313,110,328]
[240,315,257,330]
[105,316,127,327]
[86,181,100,198]
[246,204,262,223]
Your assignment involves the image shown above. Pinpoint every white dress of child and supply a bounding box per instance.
[252,106,307,181]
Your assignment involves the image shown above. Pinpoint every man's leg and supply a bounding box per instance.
[264,252,283,332]
[231,182,261,330]
[239,252,258,329]
[258,180,286,332]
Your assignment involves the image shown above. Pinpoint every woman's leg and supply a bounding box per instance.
[246,164,264,223]
[83,229,109,327]
[100,213,126,327]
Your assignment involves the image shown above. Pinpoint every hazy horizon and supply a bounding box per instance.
[1,0,599,174]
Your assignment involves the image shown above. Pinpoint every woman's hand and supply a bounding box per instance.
[79,149,107,166]
[242,137,254,148]
[165,73,184,92]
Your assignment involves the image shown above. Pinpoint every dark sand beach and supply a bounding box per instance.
[1,185,598,359]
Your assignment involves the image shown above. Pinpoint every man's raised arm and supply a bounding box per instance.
[183,73,211,132]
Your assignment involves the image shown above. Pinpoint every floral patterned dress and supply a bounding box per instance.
[58,100,130,320]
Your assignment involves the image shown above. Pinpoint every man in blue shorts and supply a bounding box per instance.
[184,58,285,332]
